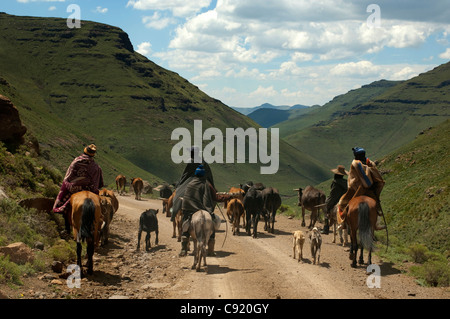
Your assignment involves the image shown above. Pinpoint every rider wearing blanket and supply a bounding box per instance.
[337,147,385,221]
[179,164,230,257]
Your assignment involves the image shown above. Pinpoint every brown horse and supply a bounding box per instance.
[162,190,184,242]
[69,191,103,275]
[115,175,126,195]
[346,195,386,268]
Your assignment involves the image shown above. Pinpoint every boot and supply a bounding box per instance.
[207,238,216,257]
[179,236,189,257]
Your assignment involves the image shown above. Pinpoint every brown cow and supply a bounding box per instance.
[99,189,119,246]
[223,186,244,209]
[296,186,326,229]
[131,178,144,200]
[115,175,126,195]
[227,198,245,235]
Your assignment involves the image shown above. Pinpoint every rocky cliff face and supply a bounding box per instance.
[0,94,27,146]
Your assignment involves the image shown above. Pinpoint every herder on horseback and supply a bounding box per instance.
[178,164,230,257]
[52,144,104,233]
[337,147,385,222]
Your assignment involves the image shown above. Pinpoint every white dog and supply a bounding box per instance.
[292,230,305,263]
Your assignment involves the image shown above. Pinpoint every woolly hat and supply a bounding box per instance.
[195,164,205,177]
[84,144,97,157]
[352,147,365,157]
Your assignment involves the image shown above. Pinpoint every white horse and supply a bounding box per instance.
[189,210,221,272]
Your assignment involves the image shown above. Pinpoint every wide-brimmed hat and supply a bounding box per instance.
[331,165,348,176]
[84,144,97,157]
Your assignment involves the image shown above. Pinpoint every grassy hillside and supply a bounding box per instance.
[378,120,449,253]
[278,70,450,170]
[277,80,400,137]
[0,13,328,193]
[375,120,450,286]
[309,120,449,286]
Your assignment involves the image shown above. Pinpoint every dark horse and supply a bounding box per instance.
[69,191,103,276]
[243,185,264,238]
[346,195,386,268]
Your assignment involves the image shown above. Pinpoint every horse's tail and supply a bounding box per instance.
[81,198,96,240]
[358,201,374,251]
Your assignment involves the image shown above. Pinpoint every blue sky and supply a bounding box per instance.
[2,0,450,108]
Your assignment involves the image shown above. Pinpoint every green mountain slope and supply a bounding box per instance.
[279,70,450,169]
[0,13,328,193]
[378,119,450,253]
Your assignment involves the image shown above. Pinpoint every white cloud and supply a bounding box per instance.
[439,48,450,59]
[249,86,277,99]
[48,6,56,11]
[142,0,448,107]
[330,61,381,77]
[136,42,152,56]
[143,12,176,30]
[17,0,65,3]
[225,67,265,80]
[389,67,418,81]
[95,6,108,14]
[126,0,211,17]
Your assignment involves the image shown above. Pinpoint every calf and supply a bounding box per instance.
[116,174,126,195]
[99,195,114,246]
[292,230,305,263]
[137,209,159,251]
[227,198,245,235]
[309,227,322,265]
[131,177,144,200]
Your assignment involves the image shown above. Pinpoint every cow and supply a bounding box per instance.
[131,177,144,200]
[98,190,117,246]
[137,209,159,251]
[227,198,245,235]
[223,186,245,209]
[261,187,281,233]
[159,184,173,199]
[296,186,326,229]
[115,175,126,195]
[243,185,264,238]
[18,197,55,213]
[99,188,119,212]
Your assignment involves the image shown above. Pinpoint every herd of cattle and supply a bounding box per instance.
[53,174,348,275]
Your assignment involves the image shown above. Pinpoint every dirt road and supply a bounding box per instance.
[6,195,448,300]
